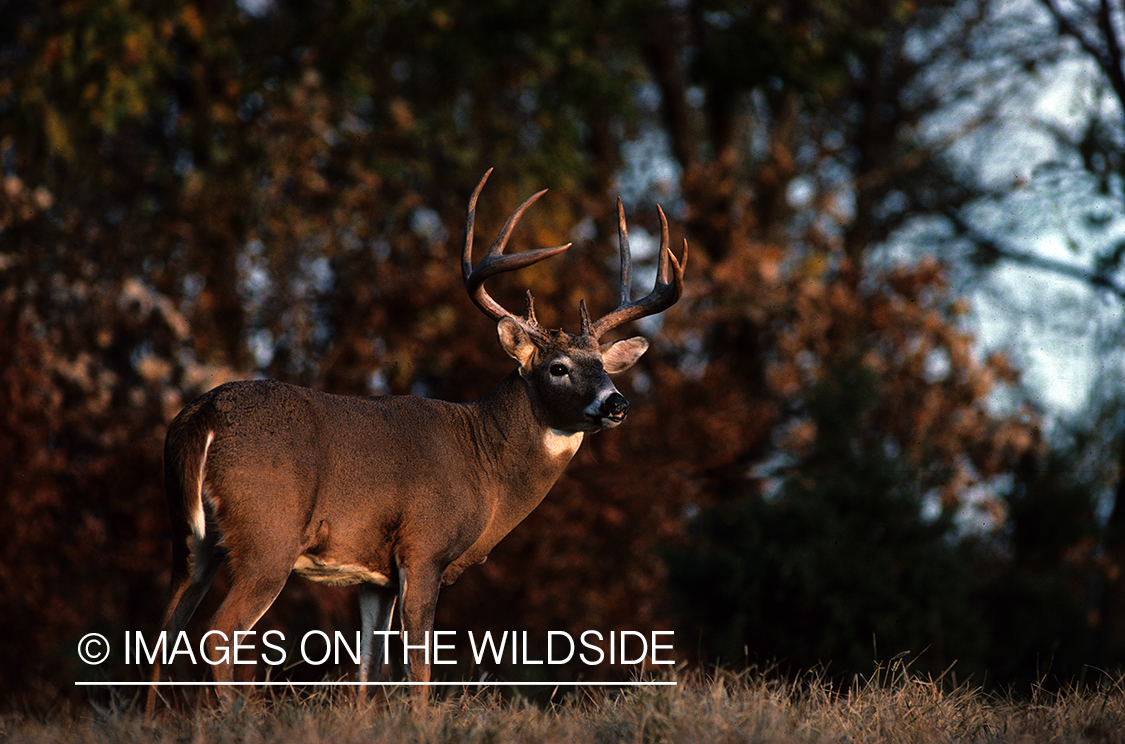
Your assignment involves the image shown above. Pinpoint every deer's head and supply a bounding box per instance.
[463,169,687,434]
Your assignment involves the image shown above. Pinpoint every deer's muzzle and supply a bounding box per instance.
[601,392,629,422]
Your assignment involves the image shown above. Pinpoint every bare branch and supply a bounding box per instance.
[945,207,1125,301]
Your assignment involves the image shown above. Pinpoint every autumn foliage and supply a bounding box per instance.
[0,0,1115,710]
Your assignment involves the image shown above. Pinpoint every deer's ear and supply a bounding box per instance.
[497,317,537,370]
[601,336,649,374]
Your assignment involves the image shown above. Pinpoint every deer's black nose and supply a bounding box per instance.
[602,393,629,421]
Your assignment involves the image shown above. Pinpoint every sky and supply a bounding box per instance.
[853,0,1125,423]
[957,53,1125,419]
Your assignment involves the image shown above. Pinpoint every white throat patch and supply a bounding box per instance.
[544,428,584,459]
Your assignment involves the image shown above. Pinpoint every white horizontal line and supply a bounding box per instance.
[76,680,677,687]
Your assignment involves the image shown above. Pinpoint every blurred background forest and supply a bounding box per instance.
[2,0,1124,710]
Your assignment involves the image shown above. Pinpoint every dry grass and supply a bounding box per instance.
[5,662,1125,743]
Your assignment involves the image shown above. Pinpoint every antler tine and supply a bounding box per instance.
[616,198,632,307]
[587,203,687,340]
[461,168,493,287]
[462,169,571,330]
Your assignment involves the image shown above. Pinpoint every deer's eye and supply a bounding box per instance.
[549,363,568,377]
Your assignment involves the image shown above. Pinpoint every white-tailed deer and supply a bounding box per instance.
[147,169,686,710]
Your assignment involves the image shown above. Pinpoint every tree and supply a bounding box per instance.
[665,362,987,681]
[909,0,1125,663]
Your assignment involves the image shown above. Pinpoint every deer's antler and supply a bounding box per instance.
[462,168,570,341]
[584,199,687,340]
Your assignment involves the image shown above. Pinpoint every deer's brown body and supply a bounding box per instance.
[147,170,685,711]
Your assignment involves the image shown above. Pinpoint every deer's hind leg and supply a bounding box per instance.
[201,504,302,703]
[146,521,223,715]
[204,562,293,703]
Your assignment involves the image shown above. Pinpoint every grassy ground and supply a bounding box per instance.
[5,664,1125,743]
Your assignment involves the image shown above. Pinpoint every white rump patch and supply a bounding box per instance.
[544,428,584,459]
[293,555,392,587]
[189,431,214,541]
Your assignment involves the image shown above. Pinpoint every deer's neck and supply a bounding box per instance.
[461,372,579,516]
[469,370,583,475]
[542,426,584,459]
[437,372,581,584]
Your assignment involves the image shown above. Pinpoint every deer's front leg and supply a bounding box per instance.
[358,583,397,700]
[396,560,442,708]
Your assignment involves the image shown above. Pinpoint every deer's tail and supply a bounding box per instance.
[163,395,221,578]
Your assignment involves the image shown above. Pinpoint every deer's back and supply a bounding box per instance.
[177,379,483,509]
